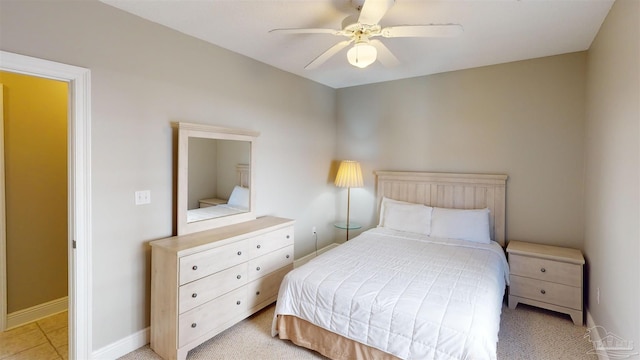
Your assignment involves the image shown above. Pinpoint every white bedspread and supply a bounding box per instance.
[273,228,509,360]
[186,204,247,222]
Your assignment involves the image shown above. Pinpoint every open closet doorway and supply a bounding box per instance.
[0,51,92,360]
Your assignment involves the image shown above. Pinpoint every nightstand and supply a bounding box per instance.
[198,197,227,208]
[506,240,584,325]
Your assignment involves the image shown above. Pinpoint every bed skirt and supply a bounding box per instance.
[276,315,401,360]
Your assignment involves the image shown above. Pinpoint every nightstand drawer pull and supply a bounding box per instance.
[286,254,290,259]
[191,323,197,328]
[540,289,546,295]
[192,265,198,271]
[237,274,241,279]
[237,251,242,256]
[540,268,546,273]
[286,235,290,239]
[236,300,241,305]
[256,244,261,249]
[191,293,197,298]
[256,266,261,271]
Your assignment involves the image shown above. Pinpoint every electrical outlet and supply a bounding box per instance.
[135,190,151,205]
[312,226,317,235]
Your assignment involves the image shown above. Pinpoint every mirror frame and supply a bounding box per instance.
[175,122,259,235]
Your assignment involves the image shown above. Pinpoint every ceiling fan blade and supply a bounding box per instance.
[305,40,353,70]
[370,40,399,67]
[269,28,342,35]
[381,24,463,38]
[358,0,395,25]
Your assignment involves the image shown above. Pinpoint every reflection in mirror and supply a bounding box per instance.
[176,122,259,235]
[187,139,250,210]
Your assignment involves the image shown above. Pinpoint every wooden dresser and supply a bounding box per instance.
[506,240,584,325]
[149,216,295,360]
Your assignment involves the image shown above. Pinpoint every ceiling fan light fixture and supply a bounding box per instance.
[347,42,377,68]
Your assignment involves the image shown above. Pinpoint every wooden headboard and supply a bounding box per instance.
[236,164,250,188]
[375,171,508,246]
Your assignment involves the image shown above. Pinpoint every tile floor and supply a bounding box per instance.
[0,311,68,360]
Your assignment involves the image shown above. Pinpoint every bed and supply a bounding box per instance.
[186,164,250,223]
[273,171,509,360]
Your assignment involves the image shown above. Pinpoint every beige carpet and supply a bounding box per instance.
[119,303,596,360]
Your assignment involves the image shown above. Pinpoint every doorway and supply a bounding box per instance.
[0,51,92,360]
[1,71,69,332]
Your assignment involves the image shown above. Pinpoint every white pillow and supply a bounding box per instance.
[430,207,491,244]
[383,202,433,235]
[378,197,433,234]
[378,197,415,226]
[227,186,250,209]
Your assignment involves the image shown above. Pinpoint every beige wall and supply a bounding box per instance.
[0,0,337,350]
[584,0,639,353]
[336,53,587,249]
[0,71,68,312]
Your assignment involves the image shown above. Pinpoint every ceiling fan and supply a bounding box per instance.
[270,0,463,69]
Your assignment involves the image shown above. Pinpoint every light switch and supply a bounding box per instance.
[135,190,151,205]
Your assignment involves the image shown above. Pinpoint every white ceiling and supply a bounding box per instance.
[100,0,614,89]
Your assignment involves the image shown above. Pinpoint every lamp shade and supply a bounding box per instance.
[335,160,364,188]
[347,43,377,68]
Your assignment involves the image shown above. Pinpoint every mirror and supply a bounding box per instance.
[176,122,259,235]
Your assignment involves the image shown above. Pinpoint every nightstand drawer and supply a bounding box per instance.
[510,275,582,310]
[509,254,582,287]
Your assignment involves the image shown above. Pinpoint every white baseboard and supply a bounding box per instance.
[586,310,610,360]
[92,326,149,360]
[294,243,340,268]
[7,296,68,329]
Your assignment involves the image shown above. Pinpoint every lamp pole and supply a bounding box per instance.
[346,187,351,241]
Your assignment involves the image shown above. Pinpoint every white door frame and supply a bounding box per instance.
[0,51,92,360]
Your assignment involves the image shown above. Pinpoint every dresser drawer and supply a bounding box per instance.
[510,275,582,310]
[509,254,582,287]
[179,263,248,314]
[249,226,294,258]
[178,286,247,347]
[246,265,292,309]
[247,245,294,282]
[179,240,249,285]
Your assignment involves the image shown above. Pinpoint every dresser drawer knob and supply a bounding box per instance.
[286,235,290,239]
[286,254,290,259]
[540,268,546,273]
[256,291,260,296]
[257,244,261,249]
[236,300,241,305]
[540,289,546,295]
[191,293,197,298]
[237,251,242,256]
[192,265,198,271]
[256,266,261,271]
[191,323,197,328]
[237,274,242,279]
